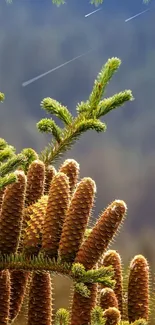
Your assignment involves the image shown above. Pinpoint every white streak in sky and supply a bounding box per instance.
[22,49,93,87]
[85,8,102,18]
[125,8,150,22]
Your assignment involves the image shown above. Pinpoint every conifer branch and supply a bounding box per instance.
[0,147,15,162]
[0,148,27,190]
[87,57,121,114]
[131,320,148,325]
[51,0,65,5]
[0,138,15,152]
[39,117,106,165]
[74,282,91,298]
[71,263,115,286]
[90,0,103,5]
[0,138,7,150]
[91,309,147,325]
[0,254,114,286]
[0,92,5,102]
[20,148,38,173]
[55,308,70,325]
[41,98,73,125]
[91,306,106,325]
[0,154,25,177]
[0,136,37,189]
[76,100,90,114]
[95,90,134,118]
[37,118,62,143]
[0,173,17,189]
[38,58,133,166]
[0,253,72,273]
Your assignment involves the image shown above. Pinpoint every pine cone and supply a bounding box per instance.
[42,172,70,258]
[101,250,123,315]
[100,288,118,311]
[71,283,97,325]
[103,307,121,325]
[24,195,48,255]
[75,200,127,270]
[127,254,149,322]
[25,160,45,207]
[0,270,10,325]
[44,165,56,195]
[59,159,80,194]
[0,171,26,255]
[59,177,96,263]
[28,271,52,325]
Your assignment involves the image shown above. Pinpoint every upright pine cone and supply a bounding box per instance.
[24,195,48,255]
[0,188,5,213]
[25,160,45,207]
[0,171,26,255]
[59,177,96,263]
[44,165,56,195]
[0,270,10,325]
[101,250,123,315]
[28,271,52,325]
[70,283,97,325]
[100,288,118,311]
[9,270,30,322]
[0,172,28,324]
[127,255,149,323]
[59,159,80,194]
[103,307,121,325]
[22,160,45,237]
[75,200,127,270]
[42,172,70,258]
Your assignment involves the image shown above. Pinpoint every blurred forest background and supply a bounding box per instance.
[0,0,155,322]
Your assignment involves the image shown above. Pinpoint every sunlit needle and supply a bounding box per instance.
[22,48,94,87]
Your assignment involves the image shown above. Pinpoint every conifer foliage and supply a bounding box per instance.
[38,57,133,165]
[0,93,38,190]
[0,58,151,325]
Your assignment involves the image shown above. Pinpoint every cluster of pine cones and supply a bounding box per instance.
[0,158,149,325]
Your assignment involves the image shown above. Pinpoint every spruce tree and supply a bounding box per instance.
[0,55,152,324]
